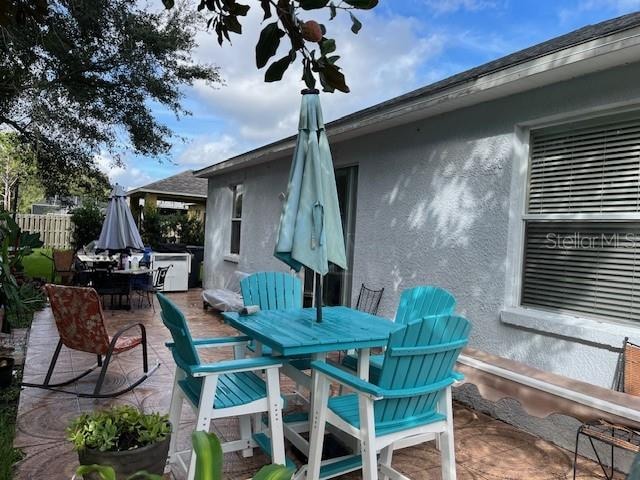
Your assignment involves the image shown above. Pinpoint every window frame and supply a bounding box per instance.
[503,105,640,346]
[229,183,243,256]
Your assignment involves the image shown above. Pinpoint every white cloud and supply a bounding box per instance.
[95,153,157,190]
[177,134,242,167]
[423,0,500,15]
[187,7,446,168]
[559,0,640,23]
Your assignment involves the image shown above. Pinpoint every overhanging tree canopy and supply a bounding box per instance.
[0,0,220,196]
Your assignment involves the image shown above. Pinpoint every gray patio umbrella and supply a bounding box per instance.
[274,90,347,322]
[96,184,144,253]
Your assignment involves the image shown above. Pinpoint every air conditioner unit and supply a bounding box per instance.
[151,253,191,292]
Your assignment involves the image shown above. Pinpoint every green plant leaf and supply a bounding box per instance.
[329,2,337,19]
[302,61,316,90]
[319,38,336,56]
[265,56,292,82]
[343,0,378,8]
[318,62,349,93]
[260,0,272,19]
[192,431,223,480]
[75,464,116,480]
[256,22,285,69]
[128,471,163,480]
[253,465,294,480]
[349,12,362,33]
[299,0,330,9]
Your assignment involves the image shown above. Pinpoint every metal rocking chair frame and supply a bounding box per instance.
[22,285,159,398]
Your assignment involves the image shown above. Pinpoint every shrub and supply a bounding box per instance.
[141,206,163,249]
[67,405,170,452]
[70,201,104,250]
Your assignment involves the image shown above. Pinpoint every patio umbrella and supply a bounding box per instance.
[274,90,347,322]
[96,184,144,254]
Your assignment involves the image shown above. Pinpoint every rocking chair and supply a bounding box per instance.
[22,284,159,398]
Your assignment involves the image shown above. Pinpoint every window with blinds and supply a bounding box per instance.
[522,113,640,324]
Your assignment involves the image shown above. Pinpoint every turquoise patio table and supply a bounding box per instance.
[222,306,398,358]
[222,306,399,468]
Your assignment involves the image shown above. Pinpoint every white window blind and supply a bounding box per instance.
[522,113,640,324]
[528,117,640,213]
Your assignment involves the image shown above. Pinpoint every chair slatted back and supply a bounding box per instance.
[624,340,640,396]
[376,314,470,425]
[157,293,200,371]
[240,272,302,310]
[355,284,384,315]
[45,284,111,355]
[395,286,456,325]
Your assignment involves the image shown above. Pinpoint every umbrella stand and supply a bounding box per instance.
[315,272,322,323]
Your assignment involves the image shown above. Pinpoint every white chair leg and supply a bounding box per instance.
[240,415,253,457]
[358,395,378,480]
[380,445,393,480]
[266,367,286,465]
[187,375,218,480]
[307,372,330,480]
[168,369,185,462]
[438,387,456,480]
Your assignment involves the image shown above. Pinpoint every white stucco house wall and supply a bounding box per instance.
[196,12,640,459]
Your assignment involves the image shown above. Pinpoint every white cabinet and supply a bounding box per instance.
[152,253,191,292]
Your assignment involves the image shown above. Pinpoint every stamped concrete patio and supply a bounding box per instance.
[13,290,623,479]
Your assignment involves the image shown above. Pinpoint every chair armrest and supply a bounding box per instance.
[452,371,464,382]
[165,335,251,349]
[189,357,283,377]
[312,361,457,400]
[311,361,383,400]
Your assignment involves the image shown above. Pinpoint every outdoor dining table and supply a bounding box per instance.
[222,306,400,466]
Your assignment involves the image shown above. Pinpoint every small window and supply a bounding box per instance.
[230,184,243,255]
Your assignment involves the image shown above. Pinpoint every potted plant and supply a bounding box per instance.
[75,431,293,480]
[67,405,171,480]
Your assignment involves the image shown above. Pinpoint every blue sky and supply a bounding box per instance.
[103,0,640,189]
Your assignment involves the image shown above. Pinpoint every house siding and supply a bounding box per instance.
[204,61,640,392]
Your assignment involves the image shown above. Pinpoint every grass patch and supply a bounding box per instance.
[0,366,25,480]
[21,248,54,282]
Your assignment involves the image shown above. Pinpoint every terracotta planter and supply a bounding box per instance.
[78,434,171,480]
[0,357,14,389]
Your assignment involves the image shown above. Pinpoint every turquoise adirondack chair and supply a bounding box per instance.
[241,271,303,311]
[307,313,471,480]
[157,293,286,480]
[241,272,303,357]
[342,286,456,376]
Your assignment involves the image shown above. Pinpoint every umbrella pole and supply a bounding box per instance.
[315,272,322,323]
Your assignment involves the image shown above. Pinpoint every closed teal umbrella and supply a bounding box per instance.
[274,90,347,321]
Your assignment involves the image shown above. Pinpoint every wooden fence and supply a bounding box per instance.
[16,214,73,249]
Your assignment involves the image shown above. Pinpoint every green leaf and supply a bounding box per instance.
[299,0,330,9]
[349,12,362,33]
[329,2,337,20]
[128,472,163,480]
[253,464,294,480]
[256,22,285,69]
[260,0,272,19]
[302,61,316,90]
[318,62,349,93]
[319,38,336,56]
[228,3,250,16]
[223,15,242,34]
[327,55,340,64]
[343,0,378,8]
[75,465,116,480]
[265,56,292,82]
[161,0,174,8]
[192,431,223,480]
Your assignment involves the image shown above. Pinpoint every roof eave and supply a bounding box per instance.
[195,25,640,179]
[126,187,208,199]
